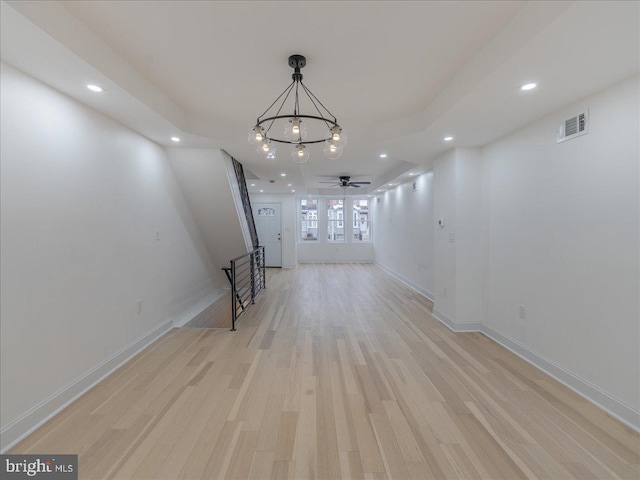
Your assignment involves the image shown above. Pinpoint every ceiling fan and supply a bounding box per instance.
[319,176,371,188]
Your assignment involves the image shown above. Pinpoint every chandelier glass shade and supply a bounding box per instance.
[249,55,345,163]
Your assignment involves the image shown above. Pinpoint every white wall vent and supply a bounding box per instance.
[557,109,589,143]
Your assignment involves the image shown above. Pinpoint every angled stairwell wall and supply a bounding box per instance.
[166,148,254,323]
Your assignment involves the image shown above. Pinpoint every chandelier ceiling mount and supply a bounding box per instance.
[249,55,346,163]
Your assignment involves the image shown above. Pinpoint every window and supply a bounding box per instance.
[327,199,344,242]
[300,199,318,241]
[352,199,370,242]
[300,197,370,244]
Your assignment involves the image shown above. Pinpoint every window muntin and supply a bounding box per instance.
[352,199,370,242]
[327,199,344,242]
[300,199,318,241]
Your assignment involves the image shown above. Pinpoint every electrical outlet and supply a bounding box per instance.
[518,304,526,319]
[137,300,143,315]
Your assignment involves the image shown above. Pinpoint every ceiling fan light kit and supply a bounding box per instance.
[249,54,345,163]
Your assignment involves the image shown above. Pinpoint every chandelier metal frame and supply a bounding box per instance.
[250,55,345,162]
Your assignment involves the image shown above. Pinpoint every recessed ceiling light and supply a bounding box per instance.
[409,173,414,176]
[521,82,537,91]
[87,84,104,93]
[444,136,454,142]
[380,154,387,158]
[260,189,264,192]
[378,189,383,192]
[287,183,292,187]
[251,184,256,187]
[291,189,295,192]
[388,183,393,186]
[280,173,286,177]
[170,137,181,142]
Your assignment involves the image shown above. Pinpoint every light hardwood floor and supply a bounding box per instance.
[9,264,639,479]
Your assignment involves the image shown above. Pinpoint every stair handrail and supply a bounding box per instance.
[222,246,266,331]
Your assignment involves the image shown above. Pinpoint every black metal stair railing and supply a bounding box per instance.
[230,156,259,249]
[222,246,266,331]
[223,155,264,329]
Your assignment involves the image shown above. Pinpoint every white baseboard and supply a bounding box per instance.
[172,290,226,328]
[374,262,434,301]
[432,309,483,332]
[374,263,639,433]
[479,325,640,433]
[298,259,373,264]
[0,320,174,452]
[431,313,639,432]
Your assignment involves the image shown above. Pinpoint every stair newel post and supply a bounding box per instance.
[230,259,237,331]
[262,246,266,289]
[250,252,256,304]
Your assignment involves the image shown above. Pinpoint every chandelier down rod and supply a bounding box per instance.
[249,54,346,162]
[254,55,340,145]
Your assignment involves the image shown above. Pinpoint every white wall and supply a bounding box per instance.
[298,242,374,263]
[166,148,249,286]
[433,149,457,319]
[483,75,639,414]
[454,148,486,327]
[0,63,217,449]
[431,148,486,329]
[249,193,297,268]
[374,173,435,298]
[371,75,639,427]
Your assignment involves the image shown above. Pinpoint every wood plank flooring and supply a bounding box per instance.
[9,264,639,479]
[183,293,232,329]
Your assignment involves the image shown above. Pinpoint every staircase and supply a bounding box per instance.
[230,157,259,249]
[223,156,265,330]
[166,148,265,330]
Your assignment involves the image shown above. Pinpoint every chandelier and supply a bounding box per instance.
[248,55,346,163]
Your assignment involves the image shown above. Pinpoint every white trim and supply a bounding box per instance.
[297,259,372,264]
[172,290,226,328]
[479,325,640,433]
[3,273,636,452]
[298,196,319,245]
[432,309,482,332]
[374,264,640,433]
[253,201,284,268]
[0,320,174,452]
[374,262,434,301]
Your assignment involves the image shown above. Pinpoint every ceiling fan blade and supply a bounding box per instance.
[349,183,362,188]
[319,181,339,183]
[350,181,371,185]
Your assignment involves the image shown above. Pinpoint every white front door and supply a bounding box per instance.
[253,203,282,267]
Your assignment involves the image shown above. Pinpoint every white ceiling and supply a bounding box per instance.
[2,1,638,195]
